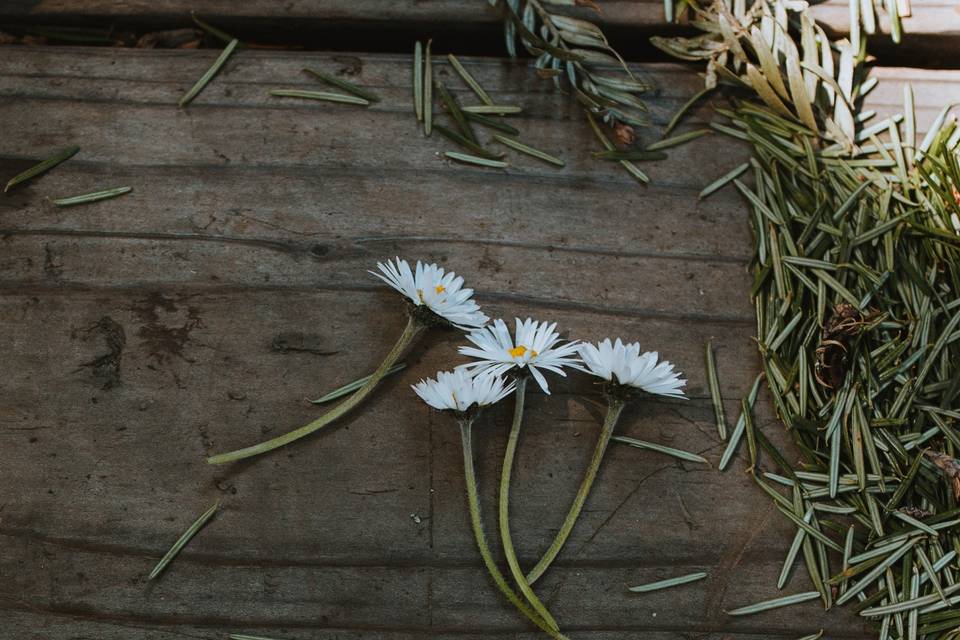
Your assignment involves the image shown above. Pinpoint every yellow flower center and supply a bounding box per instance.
[508,345,537,359]
[435,285,446,294]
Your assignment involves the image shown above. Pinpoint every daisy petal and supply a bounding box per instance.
[579,338,686,398]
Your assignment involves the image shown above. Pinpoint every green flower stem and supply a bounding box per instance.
[207,315,426,465]
[458,419,569,640]
[498,377,560,630]
[525,395,626,585]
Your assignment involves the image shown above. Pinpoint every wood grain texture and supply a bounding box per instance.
[3,46,956,638]
[1,0,958,40]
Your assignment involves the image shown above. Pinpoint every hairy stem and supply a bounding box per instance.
[207,315,426,465]
[525,396,626,585]
[498,378,560,630]
[458,419,569,640]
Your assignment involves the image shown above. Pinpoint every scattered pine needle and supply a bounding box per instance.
[270,89,369,106]
[447,53,494,106]
[645,128,711,151]
[593,149,668,162]
[309,363,406,404]
[664,86,713,135]
[698,162,748,200]
[303,67,379,103]
[4,146,79,193]
[52,186,131,208]
[462,111,519,135]
[191,13,239,45]
[725,591,821,616]
[179,38,239,108]
[628,571,707,593]
[424,39,433,136]
[413,41,424,122]
[612,436,708,464]
[462,105,522,115]
[148,501,219,580]
[434,125,503,161]
[704,340,726,441]
[492,134,564,167]
[444,151,508,168]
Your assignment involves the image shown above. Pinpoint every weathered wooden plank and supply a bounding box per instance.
[0,610,864,640]
[1,0,956,48]
[0,236,753,322]
[0,542,855,634]
[0,287,862,636]
[4,46,951,637]
[0,165,755,262]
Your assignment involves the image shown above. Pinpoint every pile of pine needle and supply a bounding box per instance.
[655,0,960,636]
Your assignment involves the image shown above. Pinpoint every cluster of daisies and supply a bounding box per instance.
[388,259,686,409]
[378,257,686,636]
[209,256,687,637]
[413,319,686,409]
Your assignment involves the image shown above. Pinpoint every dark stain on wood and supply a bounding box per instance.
[271,331,338,356]
[131,291,203,363]
[332,55,363,76]
[74,316,126,390]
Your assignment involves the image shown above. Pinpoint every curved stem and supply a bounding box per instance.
[458,419,569,640]
[208,315,426,465]
[498,378,560,630]
[525,396,626,585]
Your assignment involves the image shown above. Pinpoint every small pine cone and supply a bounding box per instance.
[612,122,635,146]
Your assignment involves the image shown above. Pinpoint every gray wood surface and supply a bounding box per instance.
[0,0,955,36]
[2,46,958,638]
[2,0,958,53]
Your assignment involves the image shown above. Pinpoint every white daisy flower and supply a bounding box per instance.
[458,318,582,394]
[371,257,489,330]
[412,369,516,413]
[579,338,686,398]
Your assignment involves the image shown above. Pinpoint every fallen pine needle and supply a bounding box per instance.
[179,39,238,108]
[434,125,503,160]
[303,67,379,102]
[645,128,711,151]
[462,105,522,115]
[309,363,406,404]
[444,151,508,168]
[726,591,821,616]
[447,53,494,105]
[629,571,707,593]
[612,435,708,464]
[593,149,668,162]
[4,146,79,192]
[462,111,519,135]
[270,89,369,106]
[492,134,564,167]
[424,39,433,136]
[413,41,424,122]
[705,340,727,441]
[148,501,219,580]
[699,162,749,200]
[52,186,131,208]
[191,13,239,45]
